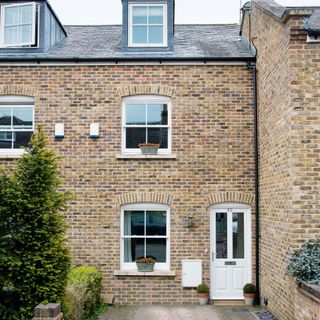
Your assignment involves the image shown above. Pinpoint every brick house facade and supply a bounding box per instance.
[0,0,319,317]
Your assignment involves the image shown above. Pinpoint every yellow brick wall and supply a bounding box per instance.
[0,64,255,303]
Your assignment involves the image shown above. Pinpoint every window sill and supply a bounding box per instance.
[0,150,25,159]
[114,270,176,277]
[116,154,177,160]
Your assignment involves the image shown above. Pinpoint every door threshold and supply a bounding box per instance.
[213,300,246,306]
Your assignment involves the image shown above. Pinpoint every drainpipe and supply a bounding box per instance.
[247,61,260,306]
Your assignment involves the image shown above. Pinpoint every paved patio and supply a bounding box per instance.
[100,304,261,320]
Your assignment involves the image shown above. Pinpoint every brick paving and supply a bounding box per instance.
[100,305,260,320]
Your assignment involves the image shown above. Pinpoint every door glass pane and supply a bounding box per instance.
[20,24,32,43]
[132,26,147,44]
[146,211,166,236]
[0,108,12,127]
[4,6,19,25]
[124,211,144,236]
[149,6,163,24]
[132,6,147,24]
[147,128,168,148]
[216,212,227,259]
[146,238,166,262]
[20,4,33,24]
[149,26,163,44]
[13,131,32,148]
[0,132,12,149]
[147,104,168,125]
[124,238,144,262]
[233,212,245,259]
[13,108,33,128]
[125,104,146,125]
[4,26,18,45]
[126,128,146,148]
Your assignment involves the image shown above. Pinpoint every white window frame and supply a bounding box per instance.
[0,2,37,48]
[120,203,170,271]
[122,95,172,155]
[307,34,320,43]
[0,95,34,157]
[128,3,168,47]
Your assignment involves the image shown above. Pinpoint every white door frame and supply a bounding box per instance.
[210,203,252,300]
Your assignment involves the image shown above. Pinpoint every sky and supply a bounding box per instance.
[49,0,320,25]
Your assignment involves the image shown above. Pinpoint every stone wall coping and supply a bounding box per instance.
[114,270,176,277]
[116,154,177,159]
[298,282,320,304]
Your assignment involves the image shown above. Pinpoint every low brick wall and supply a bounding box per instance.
[292,282,320,320]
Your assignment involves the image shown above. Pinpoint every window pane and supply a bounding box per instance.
[14,131,32,148]
[20,24,32,43]
[0,108,12,127]
[124,238,144,262]
[0,132,12,149]
[146,238,166,262]
[149,6,163,24]
[125,104,146,125]
[147,104,168,125]
[126,128,146,149]
[132,6,147,24]
[149,26,163,44]
[146,211,166,236]
[13,108,33,128]
[147,128,168,148]
[20,4,33,24]
[132,26,148,44]
[4,26,19,45]
[124,211,144,236]
[4,6,19,25]
[233,212,245,259]
[216,212,228,259]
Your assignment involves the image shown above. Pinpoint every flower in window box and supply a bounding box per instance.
[136,256,156,272]
[138,143,160,155]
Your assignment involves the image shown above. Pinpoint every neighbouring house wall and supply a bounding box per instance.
[242,2,320,320]
[0,64,255,304]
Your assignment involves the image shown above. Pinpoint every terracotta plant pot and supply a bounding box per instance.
[244,293,255,306]
[198,293,209,305]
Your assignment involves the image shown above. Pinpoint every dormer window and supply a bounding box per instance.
[1,2,37,47]
[128,3,167,47]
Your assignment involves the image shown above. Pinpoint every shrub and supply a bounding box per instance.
[64,266,103,320]
[286,239,320,285]
[0,127,71,319]
[243,283,256,294]
[196,283,209,294]
[136,257,156,263]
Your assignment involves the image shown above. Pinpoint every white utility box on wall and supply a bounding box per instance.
[182,260,202,287]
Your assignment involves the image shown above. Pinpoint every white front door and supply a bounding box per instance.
[211,204,252,300]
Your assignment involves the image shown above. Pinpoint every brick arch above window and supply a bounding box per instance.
[119,85,175,98]
[116,192,174,206]
[0,85,37,97]
[208,192,255,207]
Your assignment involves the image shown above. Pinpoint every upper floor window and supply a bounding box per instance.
[0,96,34,155]
[128,3,167,47]
[1,2,37,47]
[122,95,171,154]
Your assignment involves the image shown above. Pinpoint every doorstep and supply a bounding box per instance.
[213,300,247,306]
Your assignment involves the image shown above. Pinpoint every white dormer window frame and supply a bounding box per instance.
[0,2,37,48]
[128,3,168,47]
[307,34,320,43]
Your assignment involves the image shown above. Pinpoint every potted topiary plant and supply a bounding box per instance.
[135,256,156,272]
[138,143,160,155]
[196,283,209,305]
[243,283,256,306]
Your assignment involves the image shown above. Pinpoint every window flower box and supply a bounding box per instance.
[138,143,160,155]
[136,257,156,272]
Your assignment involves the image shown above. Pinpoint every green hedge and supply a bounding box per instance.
[64,266,103,320]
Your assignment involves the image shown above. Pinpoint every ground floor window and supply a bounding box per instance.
[121,203,170,270]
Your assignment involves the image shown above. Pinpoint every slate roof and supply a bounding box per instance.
[254,0,320,35]
[0,24,255,61]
